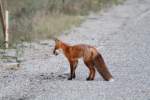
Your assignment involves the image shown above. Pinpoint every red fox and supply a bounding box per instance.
[53,38,113,81]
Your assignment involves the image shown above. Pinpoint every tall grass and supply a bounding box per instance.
[10,14,82,43]
[0,0,124,47]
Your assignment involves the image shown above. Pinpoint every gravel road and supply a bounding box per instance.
[0,0,150,100]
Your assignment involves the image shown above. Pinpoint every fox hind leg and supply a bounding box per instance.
[91,68,95,80]
[84,60,95,81]
[86,67,95,80]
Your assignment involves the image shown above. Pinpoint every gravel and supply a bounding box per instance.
[0,0,150,99]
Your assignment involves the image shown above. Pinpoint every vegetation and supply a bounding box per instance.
[0,0,124,47]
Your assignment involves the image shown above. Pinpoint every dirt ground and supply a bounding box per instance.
[0,0,150,100]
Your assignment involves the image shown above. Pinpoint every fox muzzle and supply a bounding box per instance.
[53,49,59,56]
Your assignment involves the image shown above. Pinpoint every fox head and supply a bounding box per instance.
[53,38,62,56]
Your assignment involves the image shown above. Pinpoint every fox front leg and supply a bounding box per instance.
[68,60,78,80]
[72,60,78,79]
[68,62,74,80]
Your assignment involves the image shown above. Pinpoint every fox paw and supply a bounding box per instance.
[68,77,72,80]
[86,77,94,81]
[72,75,76,79]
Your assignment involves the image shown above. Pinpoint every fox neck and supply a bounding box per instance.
[60,41,70,53]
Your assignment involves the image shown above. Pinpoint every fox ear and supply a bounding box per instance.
[51,36,59,42]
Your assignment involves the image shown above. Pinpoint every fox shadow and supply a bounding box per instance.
[37,72,70,81]
[37,72,101,81]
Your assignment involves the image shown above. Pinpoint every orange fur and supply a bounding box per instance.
[53,39,113,81]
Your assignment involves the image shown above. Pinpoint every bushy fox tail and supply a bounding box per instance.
[94,53,113,81]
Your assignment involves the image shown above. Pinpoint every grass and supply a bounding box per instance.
[31,14,83,40]
[10,14,83,44]
[0,0,125,48]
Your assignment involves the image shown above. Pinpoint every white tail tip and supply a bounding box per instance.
[109,78,114,82]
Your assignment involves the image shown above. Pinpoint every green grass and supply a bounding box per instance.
[32,14,83,38]
[11,14,83,42]
[0,0,125,48]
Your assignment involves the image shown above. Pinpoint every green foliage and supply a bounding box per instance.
[0,0,124,47]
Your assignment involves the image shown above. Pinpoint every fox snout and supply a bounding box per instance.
[53,49,59,56]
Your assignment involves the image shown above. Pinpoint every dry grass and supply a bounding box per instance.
[9,14,82,44]
[31,14,83,39]
[0,0,124,48]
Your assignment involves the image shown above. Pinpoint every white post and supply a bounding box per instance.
[5,10,9,48]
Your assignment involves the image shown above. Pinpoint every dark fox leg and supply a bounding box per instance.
[68,60,78,80]
[86,67,92,80]
[86,68,95,80]
[72,60,78,79]
[91,68,96,80]
[84,60,95,81]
